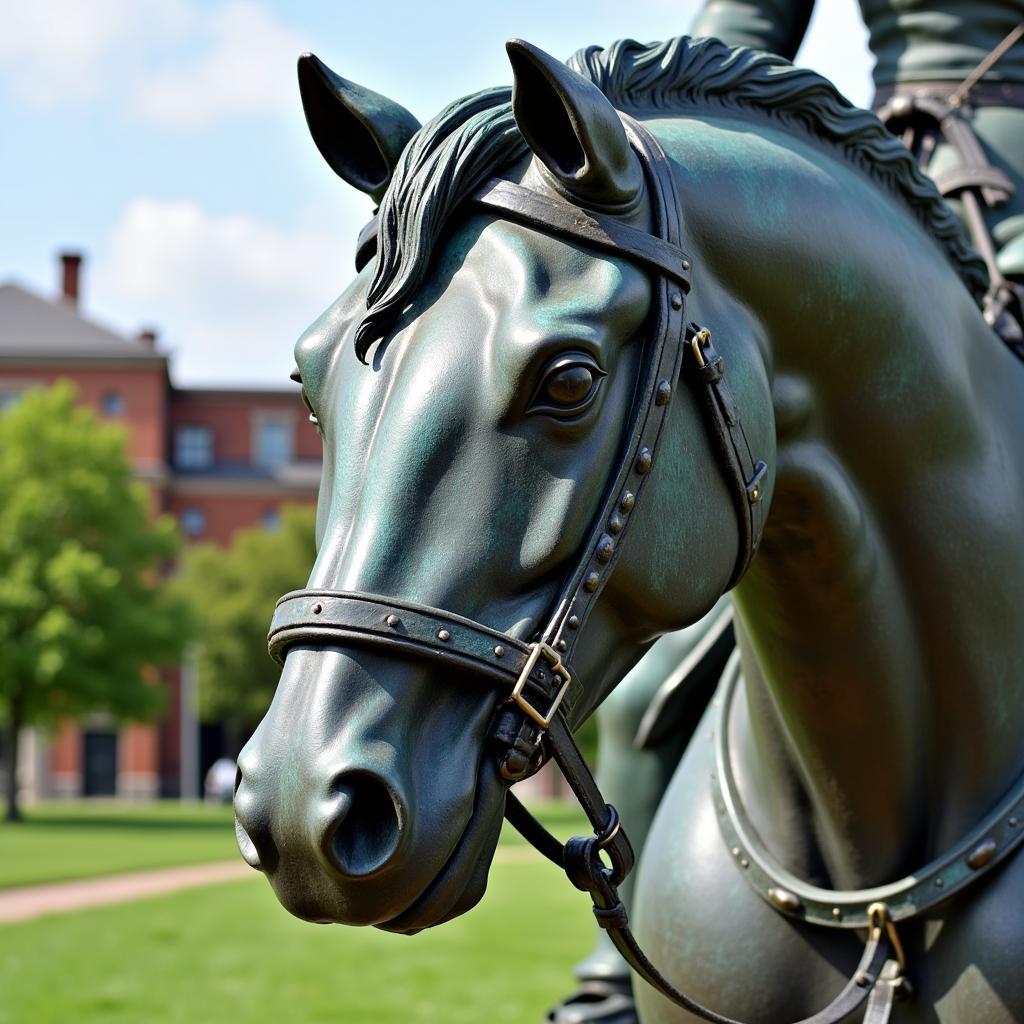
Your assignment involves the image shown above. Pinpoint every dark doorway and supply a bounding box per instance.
[83,730,118,796]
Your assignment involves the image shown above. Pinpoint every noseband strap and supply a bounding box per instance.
[269,589,584,725]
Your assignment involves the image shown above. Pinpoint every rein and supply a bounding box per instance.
[266,114,950,1022]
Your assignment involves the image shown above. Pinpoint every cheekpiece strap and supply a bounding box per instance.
[531,115,694,671]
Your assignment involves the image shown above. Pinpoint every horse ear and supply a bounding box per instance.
[505,38,643,212]
[297,54,421,205]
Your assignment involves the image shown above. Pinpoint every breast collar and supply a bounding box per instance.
[267,116,947,1024]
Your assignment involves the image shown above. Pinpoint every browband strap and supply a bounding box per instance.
[472,178,693,290]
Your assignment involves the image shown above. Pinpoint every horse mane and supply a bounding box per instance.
[356,35,987,358]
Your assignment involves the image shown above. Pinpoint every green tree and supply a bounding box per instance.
[173,504,316,750]
[0,383,191,821]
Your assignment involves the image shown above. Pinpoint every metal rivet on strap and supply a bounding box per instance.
[493,645,505,658]
[596,536,614,563]
[1009,816,1019,828]
[768,887,803,914]
[568,615,580,629]
[555,639,567,652]
[635,448,652,474]
[935,877,945,887]
[607,513,624,535]
[584,572,600,593]
[966,838,997,870]
[831,907,842,919]
[619,491,635,513]
[312,603,323,615]
[437,629,451,642]
[670,294,683,311]
[386,614,400,628]
[681,259,690,272]
[655,380,672,405]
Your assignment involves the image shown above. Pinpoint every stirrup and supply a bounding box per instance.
[546,978,637,1024]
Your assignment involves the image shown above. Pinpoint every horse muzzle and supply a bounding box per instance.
[233,644,504,927]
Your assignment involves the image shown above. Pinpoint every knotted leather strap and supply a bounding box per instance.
[504,724,903,1024]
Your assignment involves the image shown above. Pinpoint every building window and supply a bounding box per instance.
[0,382,36,411]
[261,508,281,531]
[101,391,124,417]
[175,426,213,469]
[181,507,206,537]
[254,414,293,469]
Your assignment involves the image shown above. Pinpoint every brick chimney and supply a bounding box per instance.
[59,251,83,307]
[137,328,159,348]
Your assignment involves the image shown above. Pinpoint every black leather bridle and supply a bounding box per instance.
[267,116,909,1023]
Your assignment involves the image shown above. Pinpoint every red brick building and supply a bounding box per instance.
[0,253,321,800]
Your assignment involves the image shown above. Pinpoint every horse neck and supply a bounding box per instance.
[667,110,1024,887]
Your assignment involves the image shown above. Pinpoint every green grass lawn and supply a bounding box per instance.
[0,799,587,889]
[0,802,238,889]
[0,856,594,1023]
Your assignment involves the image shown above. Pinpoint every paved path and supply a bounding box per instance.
[0,846,543,925]
[0,861,251,925]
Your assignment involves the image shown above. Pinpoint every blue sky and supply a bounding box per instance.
[0,0,870,387]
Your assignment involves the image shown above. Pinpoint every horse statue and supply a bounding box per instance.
[233,34,1024,1023]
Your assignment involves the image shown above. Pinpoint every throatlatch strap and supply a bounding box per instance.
[685,325,768,588]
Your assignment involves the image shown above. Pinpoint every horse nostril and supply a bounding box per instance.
[233,763,278,873]
[319,772,404,878]
[234,817,264,869]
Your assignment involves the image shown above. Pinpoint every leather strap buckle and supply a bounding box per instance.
[512,642,572,728]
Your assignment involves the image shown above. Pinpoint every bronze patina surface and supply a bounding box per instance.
[234,31,1024,1024]
[566,7,1024,1019]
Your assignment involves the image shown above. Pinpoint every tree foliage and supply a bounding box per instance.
[0,383,191,819]
[173,504,316,735]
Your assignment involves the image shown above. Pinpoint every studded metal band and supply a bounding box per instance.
[711,651,1024,929]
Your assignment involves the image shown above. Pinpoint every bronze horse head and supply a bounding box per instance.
[235,36,1024,1022]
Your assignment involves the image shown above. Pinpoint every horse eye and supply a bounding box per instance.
[529,353,606,418]
[546,366,594,404]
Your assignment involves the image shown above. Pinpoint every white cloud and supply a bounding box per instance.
[0,0,306,129]
[0,0,194,107]
[129,2,308,129]
[94,198,355,385]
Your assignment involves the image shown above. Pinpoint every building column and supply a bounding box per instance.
[17,728,52,803]
[180,651,200,800]
[51,721,82,799]
[118,724,159,799]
